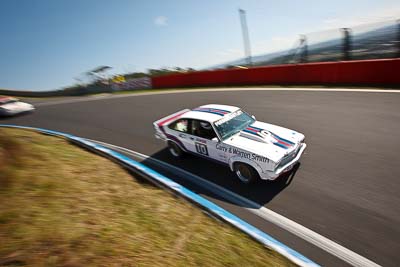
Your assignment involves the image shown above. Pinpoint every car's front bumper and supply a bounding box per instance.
[259,142,307,180]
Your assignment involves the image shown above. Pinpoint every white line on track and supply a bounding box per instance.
[86,138,381,267]
[34,87,400,107]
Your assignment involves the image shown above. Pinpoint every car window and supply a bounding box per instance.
[191,120,217,140]
[214,110,255,140]
[169,119,189,133]
[0,99,17,105]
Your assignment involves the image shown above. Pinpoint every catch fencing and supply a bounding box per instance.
[152,58,400,88]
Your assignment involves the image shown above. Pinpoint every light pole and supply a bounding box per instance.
[397,19,400,58]
[239,9,252,66]
[299,35,308,63]
[341,28,352,61]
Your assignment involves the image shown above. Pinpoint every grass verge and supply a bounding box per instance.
[0,128,295,266]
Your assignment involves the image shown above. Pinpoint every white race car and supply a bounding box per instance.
[154,104,306,183]
[0,96,35,116]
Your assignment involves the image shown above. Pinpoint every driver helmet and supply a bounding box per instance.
[200,122,212,130]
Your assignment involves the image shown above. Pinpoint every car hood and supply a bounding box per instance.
[222,121,305,163]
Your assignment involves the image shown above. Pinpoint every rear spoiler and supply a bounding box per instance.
[153,109,190,128]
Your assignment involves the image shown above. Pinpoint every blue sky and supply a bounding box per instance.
[1,0,399,91]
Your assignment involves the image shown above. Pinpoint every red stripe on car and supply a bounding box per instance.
[157,110,187,126]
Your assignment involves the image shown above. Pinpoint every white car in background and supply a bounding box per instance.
[0,96,35,116]
[154,104,306,184]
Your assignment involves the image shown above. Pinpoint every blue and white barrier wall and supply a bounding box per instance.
[0,124,319,267]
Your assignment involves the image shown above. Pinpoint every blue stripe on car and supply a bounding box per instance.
[192,109,225,116]
[249,125,295,146]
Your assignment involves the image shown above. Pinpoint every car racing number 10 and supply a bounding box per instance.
[195,142,209,156]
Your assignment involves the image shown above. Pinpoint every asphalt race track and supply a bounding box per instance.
[3,88,400,266]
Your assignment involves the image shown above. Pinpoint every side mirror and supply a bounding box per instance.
[251,115,256,120]
[211,137,218,142]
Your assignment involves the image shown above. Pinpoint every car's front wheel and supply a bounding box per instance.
[168,141,184,158]
[234,163,259,184]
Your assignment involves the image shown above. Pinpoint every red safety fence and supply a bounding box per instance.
[152,58,400,88]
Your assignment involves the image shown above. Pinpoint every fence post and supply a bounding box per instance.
[397,19,400,58]
[300,35,308,63]
[341,28,352,61]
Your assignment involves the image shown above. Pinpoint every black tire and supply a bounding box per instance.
[168,141,184,158]
[233,162,259,184]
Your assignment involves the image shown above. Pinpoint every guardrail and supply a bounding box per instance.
[152,58,400,88]
[0,124,319,267]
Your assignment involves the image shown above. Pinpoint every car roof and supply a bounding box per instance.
[181,104,240,123]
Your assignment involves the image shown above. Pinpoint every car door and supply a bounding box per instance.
[187,120,228,163]
[166,118,197,152]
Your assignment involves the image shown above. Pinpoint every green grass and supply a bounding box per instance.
[0,129,295,267]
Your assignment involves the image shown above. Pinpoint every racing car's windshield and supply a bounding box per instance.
[214,110,255,140]
[0,99,18,105]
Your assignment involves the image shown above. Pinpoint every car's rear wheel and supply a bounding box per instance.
[234,163,259,184]
[168,141,184,158]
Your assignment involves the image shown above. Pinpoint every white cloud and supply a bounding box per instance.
[154,16,168,26]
